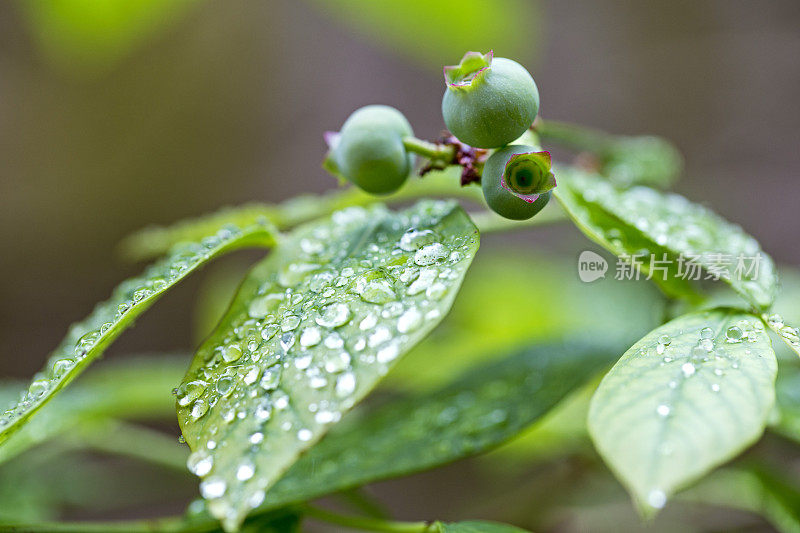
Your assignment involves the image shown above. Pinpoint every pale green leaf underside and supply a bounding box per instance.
[589,308,777,514]
[434,520,531,532]
[555,166,777,309]
[764,313,800,358]
[0,222,275,445]
[257,339,618,511]
[0,354,187,465]
[177,201,479,531]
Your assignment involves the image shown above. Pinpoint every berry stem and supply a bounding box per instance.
[402,136,456,165]
[534,119,614,155]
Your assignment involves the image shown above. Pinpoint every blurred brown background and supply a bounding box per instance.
[0,0,798,380]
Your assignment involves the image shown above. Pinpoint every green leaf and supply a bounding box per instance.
[0,221,275,445]
[588,308,777,515]
[177,201,479,531]
[305,0,542,69]
[0,354,187,464]
[434,520,531,533]
[554,166,777,309]
[256,340,617,511]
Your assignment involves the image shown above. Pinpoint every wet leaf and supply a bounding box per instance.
[588,308,777,515]
[0,221,275,445]
[256,339,617,511]
[0,354,187,464]
[555,166,777,309]
[176,201,479,531]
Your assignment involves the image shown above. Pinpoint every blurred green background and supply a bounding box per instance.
[0,1,799,530]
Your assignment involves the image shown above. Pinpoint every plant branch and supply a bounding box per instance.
[302,505,431,533]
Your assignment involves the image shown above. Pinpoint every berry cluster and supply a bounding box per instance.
[324,51,555,220]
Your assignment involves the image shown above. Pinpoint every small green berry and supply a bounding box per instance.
[326,105,414,195]
[481,144,555,220]
[442,51,539,148]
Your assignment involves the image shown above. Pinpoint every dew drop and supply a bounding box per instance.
[407,268,437,295]
[51,358,75,378]
[399,228,437,252]
[647,489,666,509]
[191,400,209,419]
[254,399,272,421]
[359,280,396,304]
[413,243,448,266]
[656,404,671,417]
[248,490,266,509]
[376,343,399,363]
[261,324,279,341]
[187,451,213,477]
[215,375,235,396]
[681,362,696,377]
[397,309,423,333]
[236,460,255,481]
[336,372,356,397]
[294,354,313,370]
[281,315,301,332]
[299,327,322,347]
[222,344,243,363]
[242,365,261,386]
[260,365,281,390]
[297,428,313,441]
[200,477,226,499]
[178,380,207,407]
[725,326,744,343]
[316,303,351,328]
[359,313,378,331]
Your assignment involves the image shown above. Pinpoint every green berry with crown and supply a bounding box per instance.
[442,51,540,149]
[481,144,555,220]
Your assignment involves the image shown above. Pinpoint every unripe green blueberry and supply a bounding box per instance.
[481,144,555,220]
[327,105,414,195]
[442,51,539,149]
